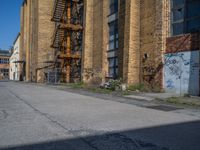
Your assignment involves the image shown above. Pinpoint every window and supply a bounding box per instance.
[108,0,118,78]
[109,41,115,50]
[0,58,9,64]
[171,0,200,36]
[0,68,9,78]
[108,21,118,51]
[109,0,118,15]
[108,57,118,78]
[173,0,185,7]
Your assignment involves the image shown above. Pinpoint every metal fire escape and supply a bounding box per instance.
[51,0,83,83]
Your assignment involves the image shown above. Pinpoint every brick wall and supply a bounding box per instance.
[36,0,54,82]
[118,0,126,80]
[82,0,108,84]
[140,0,170,89]
[118,0,140,85]
[82,0,94,83]
[20,0,54,82]
[166,33,200,54]
[19,6,25,80]
[82,0,171,88]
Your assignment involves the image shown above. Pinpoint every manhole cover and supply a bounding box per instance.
[146,105,182,112]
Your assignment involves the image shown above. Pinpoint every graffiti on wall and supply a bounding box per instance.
[142,62,163,87]
[164,51,199,96]
[165,53,191,78]
[166,79,175,89]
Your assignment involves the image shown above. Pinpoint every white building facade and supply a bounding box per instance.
[10,33,20,81]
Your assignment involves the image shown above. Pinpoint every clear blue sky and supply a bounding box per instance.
[0,0,23,50]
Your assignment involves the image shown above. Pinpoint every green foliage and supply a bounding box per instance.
[62,82,113,94]
[122,90,131,95]
[128,83,145,91]
[166,97,200,108]
[87,87,113,94]
[108,79,122,91]
[71,82,85,89]
[127,83,163,92]
[63,82,85,89]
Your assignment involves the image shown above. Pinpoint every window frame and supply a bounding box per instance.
[108,20,119,51]
[108,0,119,79]
[109,0,118,15]
[171,0,200,36]
[108,57,118,78]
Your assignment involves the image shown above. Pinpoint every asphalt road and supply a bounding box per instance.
[0,81,200,150]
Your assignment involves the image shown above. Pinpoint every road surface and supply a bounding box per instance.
[0,81,200,150]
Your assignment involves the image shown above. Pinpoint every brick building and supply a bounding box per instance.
[20,0,200,95]
[20,0,54,82]
[49,0,170,87]
[0,50,10,80]
[83,0,170,88]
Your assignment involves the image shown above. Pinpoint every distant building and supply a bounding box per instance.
[0,50,10,80]
[10,33,20,81]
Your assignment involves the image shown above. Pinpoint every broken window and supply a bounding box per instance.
[171,0,200,35]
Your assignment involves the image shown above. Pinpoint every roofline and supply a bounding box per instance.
[13,33,21,45]
[0,50,10,52]
[0,50,11,57]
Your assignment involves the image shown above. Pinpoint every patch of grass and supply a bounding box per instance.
[122,90,131,95]
[61,82,85,89]
[61,82,113,94]
[87,87,113,94]
[71,82,85,89]
[127,83,150,92]
[165,97,200,108]
[127,83,164,93]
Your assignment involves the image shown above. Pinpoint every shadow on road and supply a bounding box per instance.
[1,120,200,150]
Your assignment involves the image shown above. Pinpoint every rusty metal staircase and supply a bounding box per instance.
[51,0,83,83]
[52,0,66,22]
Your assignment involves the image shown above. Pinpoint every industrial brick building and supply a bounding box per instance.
[0,50,10,80]
[20,0,200,95]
